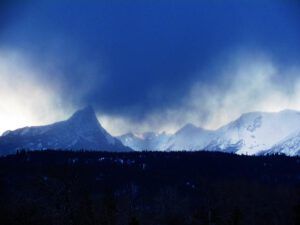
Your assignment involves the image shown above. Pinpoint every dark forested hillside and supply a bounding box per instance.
[0,150,299,225]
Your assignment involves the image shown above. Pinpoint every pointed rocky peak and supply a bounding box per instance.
[69,106,96,120]
[67,106,102,131]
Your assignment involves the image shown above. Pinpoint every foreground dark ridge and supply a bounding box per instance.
[0,150,300,225]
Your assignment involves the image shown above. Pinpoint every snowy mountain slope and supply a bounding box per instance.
[2,106,300,156]
[118,109,300,155]
[206,110,300,155]
[118,131,171,151]
[117,124,214,151]
[0,106,131,155]
[164,123,214,151]
[263,129,300,156]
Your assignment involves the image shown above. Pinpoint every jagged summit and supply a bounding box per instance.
[69,106,96,121]
[66,106,103,133]
[0,106,131,155]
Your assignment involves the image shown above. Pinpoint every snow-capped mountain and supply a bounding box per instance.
[263,129,300,156]
[164,123,214,151]
[206,110,300,155]
[118,131,171,151]
[2,107,300,156]
[117,110,300,155]
[0,106,131,155]
[118,124,214,151]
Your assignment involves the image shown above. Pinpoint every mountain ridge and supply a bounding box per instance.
[118,109,300,155]
[2,108,300,155]
[0,106,131,155]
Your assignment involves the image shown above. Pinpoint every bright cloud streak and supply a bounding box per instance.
[189,51,300,130]
[0,49,74,134]
[1,48,300,137]
[100,50,300,136]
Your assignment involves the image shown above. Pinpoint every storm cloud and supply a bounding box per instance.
[1,0,300,135]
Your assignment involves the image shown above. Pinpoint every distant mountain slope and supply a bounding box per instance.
[2,107,300,156]
[205,110,300,155]
[263,129,300,156]
[118,110,300,155]
[0,106,131,155]
[164,123,214,151]
[118,132,171,151]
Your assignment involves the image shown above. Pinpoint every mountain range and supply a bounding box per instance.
[118,110,300,156]
[1,107,300,156]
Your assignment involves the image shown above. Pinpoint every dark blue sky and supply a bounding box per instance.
[1,0,300,133]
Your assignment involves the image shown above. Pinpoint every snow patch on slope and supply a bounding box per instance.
[118,109,300,155]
